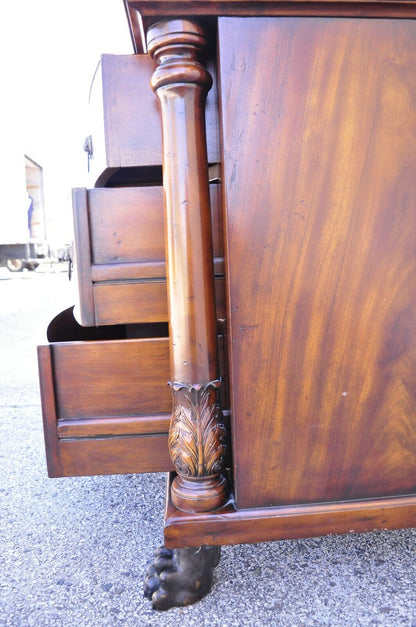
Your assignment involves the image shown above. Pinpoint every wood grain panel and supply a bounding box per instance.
[219,18,416,508]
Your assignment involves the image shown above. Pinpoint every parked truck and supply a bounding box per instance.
[0,153,49,272]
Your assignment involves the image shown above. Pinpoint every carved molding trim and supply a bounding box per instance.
[148,20,212,92]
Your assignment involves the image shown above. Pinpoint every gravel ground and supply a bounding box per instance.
[0,269,415,626]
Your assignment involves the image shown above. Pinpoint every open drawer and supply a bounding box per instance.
[37,307,174,477]
[87,53,219,187]
[73,185,225,327]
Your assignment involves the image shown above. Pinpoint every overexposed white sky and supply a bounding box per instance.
[1,0,133,244]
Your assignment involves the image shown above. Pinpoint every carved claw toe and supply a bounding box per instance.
[144,547,174,600]
[144,545,221,611]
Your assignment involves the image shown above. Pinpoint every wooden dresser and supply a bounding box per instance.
[38,0,416,610]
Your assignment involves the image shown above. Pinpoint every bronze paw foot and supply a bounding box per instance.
[144,545,221,610]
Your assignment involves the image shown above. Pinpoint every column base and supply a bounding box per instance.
[171,474,228,513]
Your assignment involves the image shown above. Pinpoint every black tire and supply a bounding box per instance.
[6,259,24,272]
[26,262,39,271]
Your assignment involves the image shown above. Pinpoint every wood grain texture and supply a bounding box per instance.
[219,17,416,508]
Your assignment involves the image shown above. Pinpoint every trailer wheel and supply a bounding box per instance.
[6,259,24,272]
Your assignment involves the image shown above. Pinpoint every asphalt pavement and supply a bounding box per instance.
[0,268,415,626]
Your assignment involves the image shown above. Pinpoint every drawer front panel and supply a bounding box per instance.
[57,436,171,477]
[93,282,169,325]
[93,277,225,326]
[73,185,225,326]
[38,336,174,477]
[101,54,219,169]
[51,338,171,418]
[90,187,165,265]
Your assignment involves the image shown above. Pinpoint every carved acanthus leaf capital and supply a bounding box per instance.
[169,379,226,478]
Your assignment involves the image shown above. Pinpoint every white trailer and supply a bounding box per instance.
[0,151,48,272]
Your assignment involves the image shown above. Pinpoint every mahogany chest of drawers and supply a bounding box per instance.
[38,0,416,610]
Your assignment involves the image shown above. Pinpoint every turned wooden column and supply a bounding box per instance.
[147,20,228,513]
